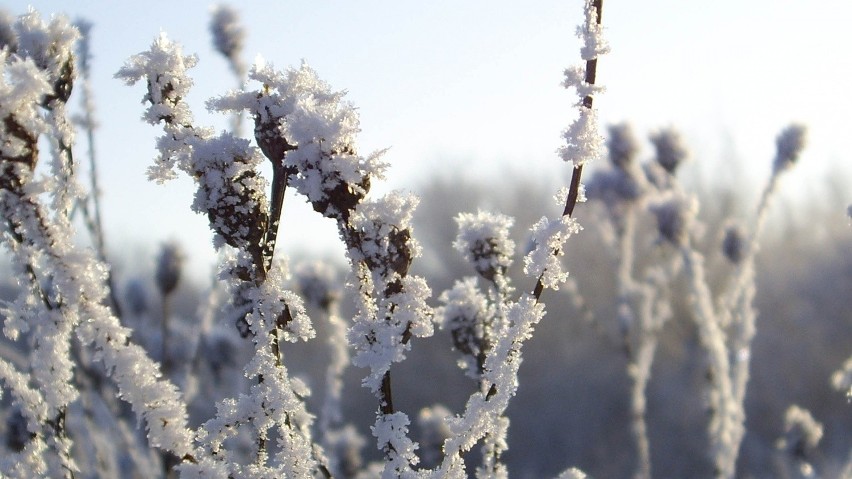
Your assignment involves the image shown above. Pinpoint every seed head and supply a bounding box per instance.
[650,194,696,246]
[650,128,688,174]
[721,223,746,264]
[155,241,184,296]
[606,122,639,169]
[772,124,806,174]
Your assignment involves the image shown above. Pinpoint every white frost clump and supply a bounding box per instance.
[115,33,198,129]
[209,59,388,219]
[524,215,582,290]
[831,355,852,399]
[453,210,515,282]
[14,10,78,86]
[578,0,609,61]
[437,277,493,378]
[776,405,823,457]
[558,0,608,167]
[558,106,603,167]
[371,412,420,476]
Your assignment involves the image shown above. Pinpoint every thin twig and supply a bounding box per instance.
[533,0,603,303]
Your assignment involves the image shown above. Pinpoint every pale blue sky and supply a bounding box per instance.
[8,1,852,280]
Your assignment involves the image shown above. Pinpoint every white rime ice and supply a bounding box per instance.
[1,15,194,477]
[524,215,582,290]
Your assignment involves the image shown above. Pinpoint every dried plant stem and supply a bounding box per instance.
[534,0,603,302]
[77,73,123,317]
[262,164,296,269]
[161,292,171,373]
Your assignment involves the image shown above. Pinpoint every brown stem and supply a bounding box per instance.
[532,0,603,303]
[262,164,295,269]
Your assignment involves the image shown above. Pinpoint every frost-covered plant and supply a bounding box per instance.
[0,12,194,478]
[0,1,626,477]
[585,122,684,479]
[647,124,807,479]
[775,405,823,479]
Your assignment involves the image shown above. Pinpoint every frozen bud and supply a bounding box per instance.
[155,241,184,296]
[294,261,341,310]
[254,111,296,164]
[607,122,639,169]
[209,5,244,67]
[776,405,823,460]
[773,124,806,174]
[348,192,419,281]
[586,167,643,204]
[650,194,696,246]
[650,128,688,174]
[721,223,745,264]
[453,210,515,282]
[15,11,78,105]
[192,135,269,255]
[124,278,150,316]
[416,404,453,469]
[438,278,491,377]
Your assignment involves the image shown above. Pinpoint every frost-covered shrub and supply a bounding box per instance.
[0,2,846,479]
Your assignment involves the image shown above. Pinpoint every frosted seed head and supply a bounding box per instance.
[293,261,341,310]
[606,122,639,169]
[650,194,696,246]
[773,124,806,174]
[453,210,515,282]
[15,11,79,105]
[586,167,643,205]
[209,5,244,67]
[721,223,746,264]
[349,192,420,280]
[650,128,688,174]
[155,241,184,296]
[438,277,491,377]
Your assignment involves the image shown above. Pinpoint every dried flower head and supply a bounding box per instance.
[155,241,184,296]
[209,5,245,74]
[349,192,420,282]
[650,194,696,246]
[191,134,269,257]
[721,223,745,264]
[453,210,515,282]
[772,124,806,174]
[586,167,643,205]
[650,128,688,174]
[15,11,78,105]
[294,261,341,310]
[607,122,639,169]
[438,277,492,378]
